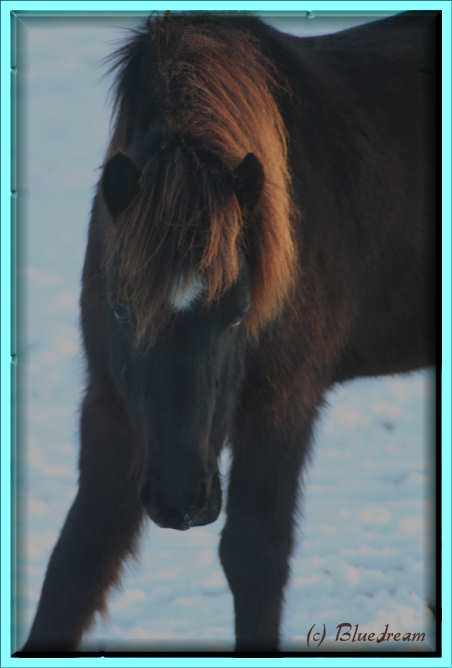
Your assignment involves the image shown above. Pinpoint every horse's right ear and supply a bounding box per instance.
[101,152,141,220]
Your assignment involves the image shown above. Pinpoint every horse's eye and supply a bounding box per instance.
[113,306,128,323]
[230,318,242,329]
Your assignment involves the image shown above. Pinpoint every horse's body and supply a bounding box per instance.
[24,11,437,653]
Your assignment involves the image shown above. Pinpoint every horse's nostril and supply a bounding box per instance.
[187,481,207,514]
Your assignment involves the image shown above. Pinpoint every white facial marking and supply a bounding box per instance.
[169,274,206,312]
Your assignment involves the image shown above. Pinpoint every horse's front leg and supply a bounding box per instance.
[219,400,317,652]
[22,383,144,653]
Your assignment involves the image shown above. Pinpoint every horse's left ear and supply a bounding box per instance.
[101,152,141,219]
[232,153,264,212]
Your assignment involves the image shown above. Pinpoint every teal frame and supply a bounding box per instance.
[1,2,450,666]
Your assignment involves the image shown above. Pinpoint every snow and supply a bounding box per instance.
[13,12,436,654]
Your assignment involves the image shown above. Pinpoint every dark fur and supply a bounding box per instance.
[23,11,437,653]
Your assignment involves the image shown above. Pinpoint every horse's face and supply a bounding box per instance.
[101,149,263,530]
[107,270,250,530]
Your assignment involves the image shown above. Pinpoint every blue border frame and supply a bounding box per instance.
[1,2,450,666]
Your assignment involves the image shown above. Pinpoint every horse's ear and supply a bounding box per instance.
[232,153,264,212]
[101,152,141,219]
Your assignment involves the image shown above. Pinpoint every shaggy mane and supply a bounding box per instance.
[103,12,297,344]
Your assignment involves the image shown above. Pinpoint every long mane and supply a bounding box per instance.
[103,13,297,343]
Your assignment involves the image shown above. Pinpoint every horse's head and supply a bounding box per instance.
[100,144,263,530]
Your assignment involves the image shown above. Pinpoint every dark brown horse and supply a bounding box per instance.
[23,10,438,653]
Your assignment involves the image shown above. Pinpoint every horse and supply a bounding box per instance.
[23,10,438,653]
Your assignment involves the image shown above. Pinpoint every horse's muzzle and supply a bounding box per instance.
[140,471,222,530]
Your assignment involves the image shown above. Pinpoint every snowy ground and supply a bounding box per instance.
[13,12,437,654]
